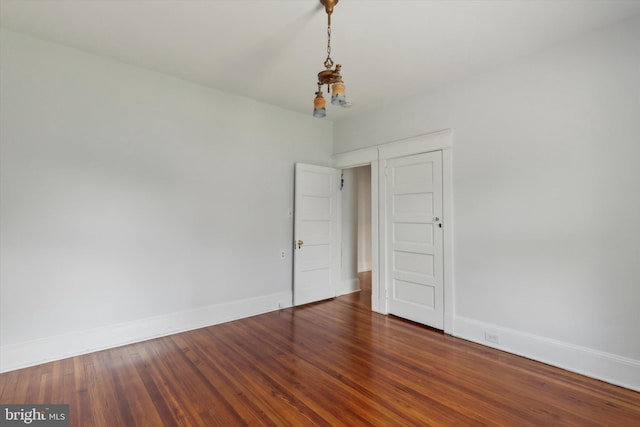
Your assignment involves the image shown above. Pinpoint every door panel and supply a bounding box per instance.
[386,151,443,329]
[293,163,339,306]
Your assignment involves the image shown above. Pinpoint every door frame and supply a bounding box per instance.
[332,129,454,334]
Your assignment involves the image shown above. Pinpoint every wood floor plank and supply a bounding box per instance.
[171,331,283,426]
[293,302,514,425]
[127,344,183,426]
[1,282,639,426]
[232,318,414,426]
[0,370,18,402]
[210,320,342,426]
[245,309,479,426]
[134,337,241,426]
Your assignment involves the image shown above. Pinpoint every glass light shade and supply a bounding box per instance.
[313,92,326,118]
[331,81,346,106]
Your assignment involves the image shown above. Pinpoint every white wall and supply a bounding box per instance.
[0,29,333,371]
[334,16,640,390]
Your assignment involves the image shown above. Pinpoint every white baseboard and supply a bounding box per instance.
[338,278,361,296]
[357,262,371,272]
[453,316,640,392]
[0,291,292,373]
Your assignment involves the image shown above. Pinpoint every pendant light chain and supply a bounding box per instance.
[324,25,334,69]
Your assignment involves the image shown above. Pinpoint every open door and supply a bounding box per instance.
[293,163,340,306]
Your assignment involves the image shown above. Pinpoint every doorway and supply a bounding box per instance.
[339,165,372,309]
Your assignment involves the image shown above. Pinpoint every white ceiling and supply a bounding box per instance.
[2,0,640,120]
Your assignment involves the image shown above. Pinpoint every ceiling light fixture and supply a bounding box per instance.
[313,0,348,118]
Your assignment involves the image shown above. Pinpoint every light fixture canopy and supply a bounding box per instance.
[313,0,347,117]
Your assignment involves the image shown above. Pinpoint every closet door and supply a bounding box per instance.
[385,151,443,329]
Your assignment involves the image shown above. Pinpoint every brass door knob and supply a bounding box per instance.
[296,240,304,249]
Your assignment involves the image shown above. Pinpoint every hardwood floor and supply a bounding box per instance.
[1,278,639,426]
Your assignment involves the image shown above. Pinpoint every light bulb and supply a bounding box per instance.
[313,91,326,118]
[331,81,346,106]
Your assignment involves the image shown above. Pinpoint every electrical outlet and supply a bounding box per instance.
[280,250,286,259]
[484,332,500,344]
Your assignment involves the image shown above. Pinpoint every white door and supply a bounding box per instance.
[385,151,444,329]
[293,163,340,306]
